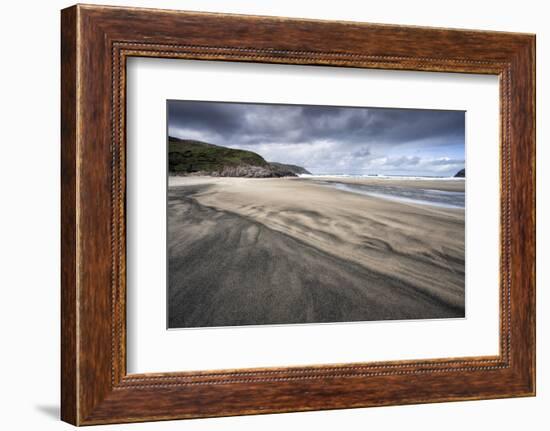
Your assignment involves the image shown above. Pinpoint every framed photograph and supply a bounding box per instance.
[61,4,536,425]
[164,100,467,329]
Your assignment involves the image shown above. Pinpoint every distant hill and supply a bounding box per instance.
[454,168,465,178]
[268,162,311,175]
[168,137,311,177]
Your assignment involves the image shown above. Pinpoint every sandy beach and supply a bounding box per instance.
[168,176,465,328]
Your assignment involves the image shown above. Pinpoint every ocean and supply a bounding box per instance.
[301,175,465,209]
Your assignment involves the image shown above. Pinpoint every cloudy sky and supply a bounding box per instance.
[168,100,465,176]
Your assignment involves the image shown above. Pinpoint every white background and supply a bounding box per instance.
[127,59,499,373]
[0,0,547,430]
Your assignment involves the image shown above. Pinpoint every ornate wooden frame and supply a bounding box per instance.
[61,4,536,425]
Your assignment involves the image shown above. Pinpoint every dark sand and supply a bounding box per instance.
[168,178,465,328]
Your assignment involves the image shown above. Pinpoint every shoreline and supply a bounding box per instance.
[297,175,465,193]
[169,174,466,192]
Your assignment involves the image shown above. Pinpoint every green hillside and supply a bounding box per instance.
[168,137,311,177]
[169,138,268,173]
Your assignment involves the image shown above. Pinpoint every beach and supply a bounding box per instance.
[168,176,465,328]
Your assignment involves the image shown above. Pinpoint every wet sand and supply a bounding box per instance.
[168,176,465,328]
[310,175,465,192]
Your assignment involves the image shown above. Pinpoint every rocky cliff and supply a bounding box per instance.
[454,168,465,178]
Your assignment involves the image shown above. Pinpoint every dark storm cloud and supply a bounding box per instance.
[169,101,463,146]
[167,100,465,176]
[168,101,243,132]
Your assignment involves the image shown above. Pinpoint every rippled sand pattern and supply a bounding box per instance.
[168,176,465,328]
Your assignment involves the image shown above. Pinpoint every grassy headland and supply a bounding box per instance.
[168,137,310,177]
